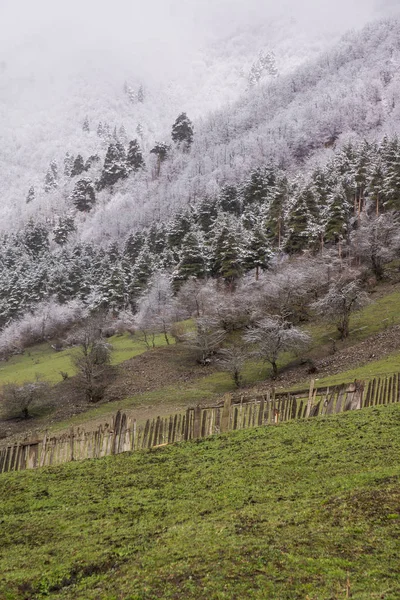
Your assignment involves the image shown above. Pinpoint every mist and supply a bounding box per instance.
[0,0,388,82]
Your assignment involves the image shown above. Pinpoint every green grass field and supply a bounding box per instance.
[0,332,173,386]
[1,404,399,599]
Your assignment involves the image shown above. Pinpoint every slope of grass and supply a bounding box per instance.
[0,332,172,386]
[1,404,399,600]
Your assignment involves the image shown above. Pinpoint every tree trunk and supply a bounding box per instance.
[271,361,278,379]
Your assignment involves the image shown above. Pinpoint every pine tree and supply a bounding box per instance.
[82,116,90,132]
[71,178,96,212]
[150,142,170,176]
[97,122,104,137]
[53,217,76,246]
[168,212,192,250]
[124,232,145,264]
[137,85,144,103]
[85,155,100,171]
[323,184,352,244]
[136,123,144,139]
[244,227,272,279]
[118,125,127,142]
[64,152,74,177]
[97,144,128,189]
[126,139,144,172]
[44,161,58,192]
[196,197,218,234]
[23,220,49,256]
[174,231,207,286]
[71,154,86,177]
[219,185,241,216]
[26,186,35,204]
[171,113,194,150]
[284,197,313,254]
[212,223,244,284]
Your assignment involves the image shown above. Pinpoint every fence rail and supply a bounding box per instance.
[1,373,399,474]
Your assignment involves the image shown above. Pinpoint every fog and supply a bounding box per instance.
[0,0,388,81]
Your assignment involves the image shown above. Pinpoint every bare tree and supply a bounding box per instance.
[218,346,247,387]
[135,273,176,346]
[72,317,113,403]
[312,278,370,340]
[252,259,333,325]
[350,213,400,281]
[1,379,50,419]
[184,317,226,365]
[244,317,310,378]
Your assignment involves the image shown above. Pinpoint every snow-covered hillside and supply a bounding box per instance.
[0,5,378,235]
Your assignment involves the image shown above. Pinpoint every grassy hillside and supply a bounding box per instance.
[1,404,399,600]
[0,332,173,386]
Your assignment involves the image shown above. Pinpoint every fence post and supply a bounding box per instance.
[220,394,232,433]
[306,379,315,418]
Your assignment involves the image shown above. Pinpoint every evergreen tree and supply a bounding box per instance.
[23,220,49,256]
[44,161,58,192]
[168,212,192,250]
[196,197,218,234]
[150,142,170,176]
[382,138,400,211]
[97,144,128,189]
[137,85,144,103]
[171,113,194,150]
[284,198,313,254]
[123,232,145,264]
[97,122,104,137]
[174,231,207,286]
[26,186,35,204]
[242,167,274,207]
[244,227,272,279]
[64,152,74,177]
[71,155,86,178]
[85,155,100,171]
[82,116,90,132]
[212,223,244,284]
[71,178,96,212]
[126,139,144,172]
[136,123,144,139]
[219,185,241,216]
[53,217,76,246]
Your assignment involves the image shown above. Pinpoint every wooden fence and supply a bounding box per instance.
[1,372,399,474]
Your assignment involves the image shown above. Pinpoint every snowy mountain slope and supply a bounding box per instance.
[77,17,400,242]
[0,9,371,234]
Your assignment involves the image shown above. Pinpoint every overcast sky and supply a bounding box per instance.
[0,0,394,80]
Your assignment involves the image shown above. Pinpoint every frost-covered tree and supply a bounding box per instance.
[171,112,194,150]
[126,139,144,172]
[135,273,175,345]
[137,84,145,103]
[64,152,74,177]
[71,154,86,178]
[245,317,310,378]
[44,160,58,192]
[218,345,247,388]
[248,50,278,87]
[312,278,369,340]
[23,220,49,256]
[350,214,400,280]
[184,317,226,365]
[53,216,76,246]
[26,186,35,204]
[150,142,170,177]
[71,178,96,212]
[82,116,90,132]
[98,143,128,189]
